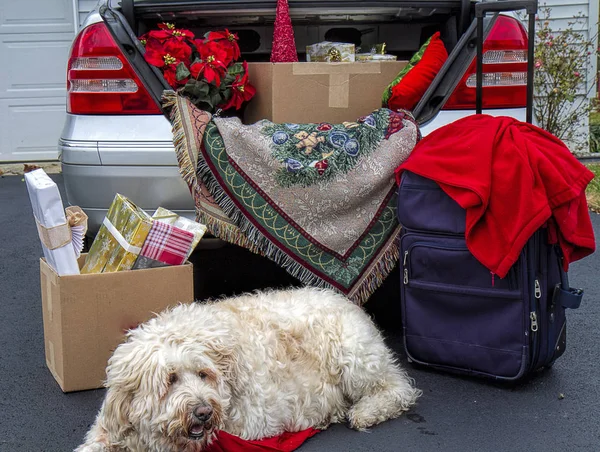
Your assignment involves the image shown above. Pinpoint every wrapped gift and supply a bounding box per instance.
[133,221,195,269]
[25,169,87,276]
[356,43,397,62]
[306,42,355,62]
[355,53,397,62]
[151,207,207,258]
[82,194,153,274]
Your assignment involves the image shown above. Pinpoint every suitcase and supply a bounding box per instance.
[397,171,584,381]
[396,0,586,381]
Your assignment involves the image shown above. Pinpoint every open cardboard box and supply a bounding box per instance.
[40,254,194,392]
[244,61,407,125]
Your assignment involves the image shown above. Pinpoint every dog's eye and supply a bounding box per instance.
[198,371,207,380]
[168,373,178,385]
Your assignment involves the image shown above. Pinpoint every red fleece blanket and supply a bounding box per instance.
[205,429,320,452]
[395,115,595,278]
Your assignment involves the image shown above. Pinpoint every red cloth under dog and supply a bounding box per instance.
[395,115,596,278]
[205,429,320,452]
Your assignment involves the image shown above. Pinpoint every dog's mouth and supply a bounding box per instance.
[188,423,206,440]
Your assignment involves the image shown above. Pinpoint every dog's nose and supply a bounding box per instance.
[193,405,213,422]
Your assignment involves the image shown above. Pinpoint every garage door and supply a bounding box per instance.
[0,0,75,162]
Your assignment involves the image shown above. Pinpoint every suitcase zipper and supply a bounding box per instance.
[529,232,542,369]
[403,250,409,284]
[530,310,538,332]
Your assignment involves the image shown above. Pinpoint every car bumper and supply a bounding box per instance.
[59,113,197,234]
[61,161,195,233]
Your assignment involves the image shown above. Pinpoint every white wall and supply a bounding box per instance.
[77,0,97,29]
[541,0,597,97]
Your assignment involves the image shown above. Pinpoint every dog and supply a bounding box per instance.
[76,287,421,451]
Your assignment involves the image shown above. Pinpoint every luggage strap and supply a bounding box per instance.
[554,284,584,310]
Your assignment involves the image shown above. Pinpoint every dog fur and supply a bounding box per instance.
[76,287,421,451]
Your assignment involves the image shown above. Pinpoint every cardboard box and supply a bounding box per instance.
[40,254,194,392]
[244,61,407,125]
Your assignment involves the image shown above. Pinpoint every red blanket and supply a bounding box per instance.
[395,115,595,278]
[205,429,320,452]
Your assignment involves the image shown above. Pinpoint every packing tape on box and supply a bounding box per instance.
[292,62,382,108]
[102,217,142,255]
[40,260,57,322]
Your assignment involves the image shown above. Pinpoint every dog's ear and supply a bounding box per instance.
[100,384,133,440]
[101,339,148,438]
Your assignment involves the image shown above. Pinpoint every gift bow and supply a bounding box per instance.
[36,206,88,257]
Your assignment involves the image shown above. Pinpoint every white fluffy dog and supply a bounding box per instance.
[76,287,420,452]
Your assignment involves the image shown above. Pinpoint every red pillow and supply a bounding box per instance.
[388,32,448,111]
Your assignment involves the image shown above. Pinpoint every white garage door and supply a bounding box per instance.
[0,0,75,162]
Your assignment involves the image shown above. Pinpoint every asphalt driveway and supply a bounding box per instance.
[1,173,599,452]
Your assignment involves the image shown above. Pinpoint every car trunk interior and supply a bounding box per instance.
[118,0,471,61]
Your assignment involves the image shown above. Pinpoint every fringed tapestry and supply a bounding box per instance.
[165,91,418,304]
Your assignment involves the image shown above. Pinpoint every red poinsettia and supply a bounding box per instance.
[221,62,256,110]
[206,29,241,60]
[190,40,230,85]
[144,38,191,87]
[140,22,195,44]
[139,23,255,111]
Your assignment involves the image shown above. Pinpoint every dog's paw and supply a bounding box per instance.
[74,442,108,452]
[347,408,379,432]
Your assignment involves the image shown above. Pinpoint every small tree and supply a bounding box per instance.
[531,6,598,151]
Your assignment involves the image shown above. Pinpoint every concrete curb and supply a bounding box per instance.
[0,161,61,176]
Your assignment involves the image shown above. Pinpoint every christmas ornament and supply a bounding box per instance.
[271,0,298,62]
[284,158,304,173]
[344,139,360,156]
[314,159,329,176]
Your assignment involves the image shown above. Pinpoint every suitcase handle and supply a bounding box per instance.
[553,283,584,310]
[475,0,538,123]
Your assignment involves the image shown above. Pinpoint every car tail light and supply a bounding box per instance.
[443,15,528,110]
[67,22,161,115]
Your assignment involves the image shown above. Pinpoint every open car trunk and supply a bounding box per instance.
[111,0,472,61]
[101,0,532,125]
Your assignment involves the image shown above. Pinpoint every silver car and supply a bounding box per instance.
[60,0,530,236]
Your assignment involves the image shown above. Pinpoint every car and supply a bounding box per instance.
[60,0,531,237]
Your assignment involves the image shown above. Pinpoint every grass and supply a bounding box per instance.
[591,111,600,153]
[586,163,600,213]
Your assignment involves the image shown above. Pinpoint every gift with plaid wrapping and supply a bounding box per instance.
[133,221,195,269]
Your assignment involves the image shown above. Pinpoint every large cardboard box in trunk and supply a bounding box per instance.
[40,255,194,392]
[244,61,407,125]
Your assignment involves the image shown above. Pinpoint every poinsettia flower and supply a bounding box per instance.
[164,39,192,63]
[142,23,195,43]
[145,28,172,41]
[190,40,230,85]
[144,38,191,67]
[221,62,256,110]
[143,38,191,88]
[163,65,180,87]
[206,29,241,60]
[144,38,171,67]
[158,22,176,30]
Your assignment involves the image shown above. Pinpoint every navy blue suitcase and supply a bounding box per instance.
[397,171,584,380]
